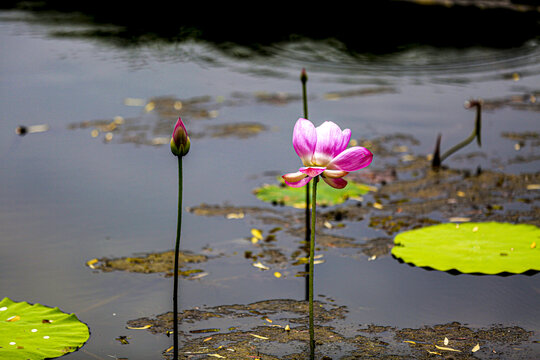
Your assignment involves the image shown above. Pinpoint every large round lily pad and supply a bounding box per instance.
[392,222,540,274]
[0,297,90,359]
[254,179,374,208]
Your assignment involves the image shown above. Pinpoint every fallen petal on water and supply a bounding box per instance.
[226,212,244,219]
[252,262,269,270]
[189,272,209,280]
[7,315,20,322]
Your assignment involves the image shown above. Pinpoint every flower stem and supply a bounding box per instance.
[173,155,183,360]
[309,175,318,359]
[301,69,311,301]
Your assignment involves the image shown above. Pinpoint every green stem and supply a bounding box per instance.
[309,176,318,360]
[301,70,311,301]
[173,155,183,360]
[301,69,311,301]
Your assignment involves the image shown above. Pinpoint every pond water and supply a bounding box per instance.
[1,3,539,359]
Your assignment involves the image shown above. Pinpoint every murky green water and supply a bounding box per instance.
[1,3,539,359]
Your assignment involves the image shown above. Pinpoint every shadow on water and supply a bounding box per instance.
[2,0,540,55]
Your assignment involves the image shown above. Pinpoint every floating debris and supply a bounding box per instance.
[15,124,49,136]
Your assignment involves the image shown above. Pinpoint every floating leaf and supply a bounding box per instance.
[251,229,263,240]
[444,337,449,345]
[249,334,269,340]
[435,345,461,352]
[472,343,480,352]
[126,324,152,330]
[115,336,130,345]
[392,222,540,274]
[254,179,373,207]
[0,297,89,360]
[273,272,282,278]
[86,259,98,269]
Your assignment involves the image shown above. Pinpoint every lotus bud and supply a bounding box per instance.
[170,117,190,156]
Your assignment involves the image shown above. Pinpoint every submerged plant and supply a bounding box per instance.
[170,117,190,360]
[282,118,373,358]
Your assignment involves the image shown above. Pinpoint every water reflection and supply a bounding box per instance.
[5,0,539,52]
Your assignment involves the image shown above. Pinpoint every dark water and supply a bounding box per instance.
[1,3,539,359]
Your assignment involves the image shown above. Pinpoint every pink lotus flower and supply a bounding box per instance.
[282,118,373,189]
[170,117,190,156]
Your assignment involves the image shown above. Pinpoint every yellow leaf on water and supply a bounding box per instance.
[285,325,291,331]
[435,345,461,352]
[403,340,416,344]
[207,354,226,358]
[373,202,383,210]
[144,102,155,112]
[250,334,269,340]
[203,337,212,342]
[165,346,174,353]
[251,229,263,240]
[86,258,99,269]
[457,191,466,197]
[126,324,152,330]
[444,337,449,345]
[531,242,536,249]
[251,237,259,244]
[427,350,442,355]
[472,343,480,352]
[7,315,20,322]
[273,272,282,278]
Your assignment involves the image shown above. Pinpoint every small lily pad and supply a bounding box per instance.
[392,222,540,274]
[0,297,90,360]
[254,179,374,208]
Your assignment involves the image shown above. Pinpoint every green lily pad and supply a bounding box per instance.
[254,179,374,208]
[0,297,90,359]
[392,222,540,274]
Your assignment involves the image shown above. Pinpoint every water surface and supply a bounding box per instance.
[1,5,539,359]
